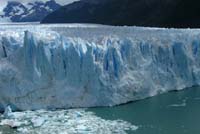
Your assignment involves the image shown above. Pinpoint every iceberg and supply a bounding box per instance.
[0,24,200,111]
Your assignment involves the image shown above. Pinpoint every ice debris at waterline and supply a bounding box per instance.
[0,107,138,134]
[1,24,200,110]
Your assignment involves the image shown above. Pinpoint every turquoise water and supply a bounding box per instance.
[89,86,200,134]
[1,86,200,134]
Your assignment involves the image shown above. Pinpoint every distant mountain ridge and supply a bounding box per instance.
[0,0,61,22]
[42,0,200,28]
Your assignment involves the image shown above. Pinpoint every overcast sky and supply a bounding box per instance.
[0,0,79,11]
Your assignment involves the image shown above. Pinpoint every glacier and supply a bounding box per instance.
[0,24,200,111]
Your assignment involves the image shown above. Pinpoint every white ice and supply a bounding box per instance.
[0,24,200,110]
[0,107,138,134]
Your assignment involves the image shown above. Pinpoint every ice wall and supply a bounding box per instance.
[0,24,200,111]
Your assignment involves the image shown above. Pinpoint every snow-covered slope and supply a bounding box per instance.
[0,0,61,22]
[0,24,200,111]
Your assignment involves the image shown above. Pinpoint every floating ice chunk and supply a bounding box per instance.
[168,99,187,107]
[17,128,29,133]
[0,119,22,128]
[3,106,13,119]
[31,117,45,127]
[0,109,138,134]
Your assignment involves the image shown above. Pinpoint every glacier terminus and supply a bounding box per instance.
[0,23,200,111]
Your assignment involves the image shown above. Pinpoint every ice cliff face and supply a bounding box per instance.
[0,24,200,111]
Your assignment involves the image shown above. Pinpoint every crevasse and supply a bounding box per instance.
[0,24,200,111]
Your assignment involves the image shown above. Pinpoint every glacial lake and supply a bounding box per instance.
[0,86,200,134]
[89,86,200,134]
